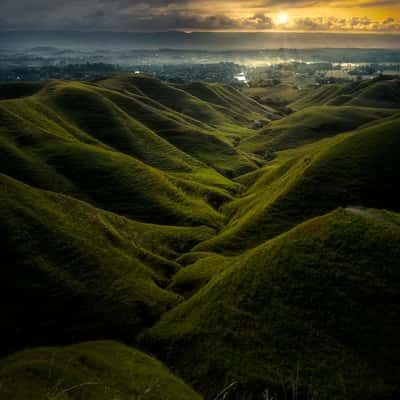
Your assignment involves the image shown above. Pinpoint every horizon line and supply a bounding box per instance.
[1,30,400,35]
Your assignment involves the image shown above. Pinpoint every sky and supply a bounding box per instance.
[1,0,399,33]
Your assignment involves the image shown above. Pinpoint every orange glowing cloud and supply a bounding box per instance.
[0,0,399,32]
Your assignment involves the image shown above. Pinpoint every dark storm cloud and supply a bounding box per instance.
[108,11,274,31]
[0,0,274,31]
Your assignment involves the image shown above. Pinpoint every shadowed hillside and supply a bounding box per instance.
[144,208,400,400]
[0,341,202,400]
[181,81,278,122]
[1,74,400,400]
[97,75,262,176]
[240,105,395,155]
[291,78,400,110]
[0,85,243,227]
[0,174,215,355]
[197,115,400,253]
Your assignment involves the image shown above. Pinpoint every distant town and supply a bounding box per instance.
[1,47,400,86]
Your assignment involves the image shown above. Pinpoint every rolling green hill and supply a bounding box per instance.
[101,74,227,125]
[0,85,242,227]
[0,77,258,183]
[97,75,260,176]
[243,83,305,106]
[197,115,400,253]
[181,81,277,122]
[0,174,215,355]
[144,208,400,400]
[101,74,276,127]
[0,81,46,100]
[291,78,400,110]
[240,105,395,155]
[1,74,399,400]
[0,341,202,400]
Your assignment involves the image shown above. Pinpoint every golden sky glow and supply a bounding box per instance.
[1,0,399,32]
[169,0,400,32]
[277,12,290,25]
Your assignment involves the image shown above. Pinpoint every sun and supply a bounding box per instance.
[277,12,289,25]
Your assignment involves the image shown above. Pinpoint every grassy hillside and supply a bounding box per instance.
[0,90,236,227]
[0,174,216,355]
[1,75,399,400]
[197,116,400,253]
[103,74,274,127]
[291,78,400,110]
[169,253,232,298]
[181,81,277,122]
[1,78,257,182]
[0,341,202,400]
[243,83,305,106]
[34,80,245,188]
[102,74,227,125]
[144,208,400,400]
[347,79,400,108]
[0,81,46,100]
[240,105,394,155]
[42,81,202,171]
[97,75,260,176]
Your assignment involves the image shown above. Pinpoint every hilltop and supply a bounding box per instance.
[0,79,244,227]
[144,208,400,399]
[240,105,395,155]
[0,341,202,400]
[197,115,400,253]
[291,78,400,110]
[1,74,399,400]
[0,174,216,355]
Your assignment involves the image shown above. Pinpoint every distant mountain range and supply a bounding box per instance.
[1,30,400,50]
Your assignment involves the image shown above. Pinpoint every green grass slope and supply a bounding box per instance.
[144,208,400,400]
[346,79,400,108]
[97,75,259,176]
[181,81,276,122]
[291,78,400,110]
[0,94,228,228]
[290,83,348,110]
[41,81,242,190]
[41,81,202,172]
[0,81,46,100]
[39,80,244,188]
[197,115,400,253]
[105,74,232,125]
[243,83,305,107]
[240,105,394,155]
[169,253,232,298]
[0,174,215,355]
[0,341,202,400]
[1,78,256,181]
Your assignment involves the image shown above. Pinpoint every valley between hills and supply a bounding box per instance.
[1,74,400,400]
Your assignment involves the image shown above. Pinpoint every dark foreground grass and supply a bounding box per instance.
[0,341,202,400]
[1,75,400,400]
[0,174,215,356]
[144,208,400,400]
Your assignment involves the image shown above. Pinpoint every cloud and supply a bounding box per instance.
[253,0,400,7]
[0,0,398,32]
[117,12,274,31]
[291,16,400,32]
